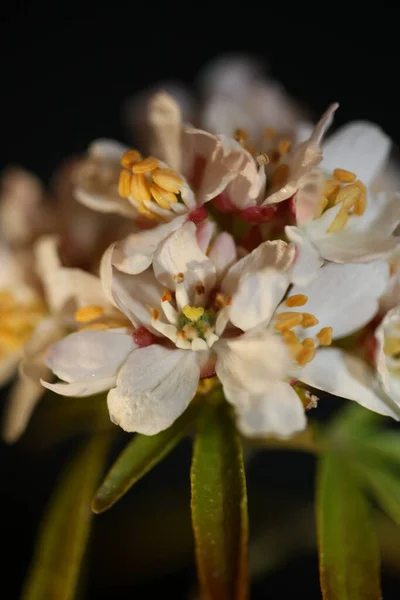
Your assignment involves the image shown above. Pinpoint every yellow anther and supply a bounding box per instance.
[118,169,132,198]
[383,336,400,356]
[274,312,303,331]
[162,289,173,303]
[333,168,357,183]
[286,340,304,360]
[256,152,269,166]
[150,183,177,209]
[301,313,319,328]
[132,156,159,174]
[120,149,142,169]
[285,295,308,308]
[271,164,289,187]
[79,323,109,332]
[174,272,185,283]
[135,202,159,220]
[152,168,184,193]
[0,328,22,349]
[234,128,248,141]
[278,139,292,154]
[327,205,349,233]
[282,330,297,342]
[182,306,204,322]
[302,338,315,348]
[323,179,341,202]
[335,183,361,209]
[317,326,333,346]
[315,196,329,217]
[297,345,316,366]
[151,308,160,320]
[75,305,104,323]
[130,173,152,203]
[264,127,276,137]
[354,180,367,215]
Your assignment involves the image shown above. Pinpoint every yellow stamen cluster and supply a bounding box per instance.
[0,290,46,356]
[317,168,367,230]
[275,295,333,366]
[118,150,184,219]
[74,305,130,331]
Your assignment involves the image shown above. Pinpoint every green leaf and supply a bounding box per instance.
[191,402,248,600]
[352,459,400,527]
[92,402,202,513]
[22,434,112,600]
[316,453,381,600]
[354,432,400,466]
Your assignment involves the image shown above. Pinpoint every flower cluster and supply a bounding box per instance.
[3,56,400,443]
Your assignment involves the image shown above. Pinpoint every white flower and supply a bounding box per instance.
[210,103,338,221]
[286,121,400,285]
[42,222,395,438]
[74,93,249,227]
[1,235,120,443]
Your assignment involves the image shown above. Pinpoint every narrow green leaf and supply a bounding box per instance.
[93,402,201,513]
[355,432,400,465]
[191,402,248,600]
[316,453,381,600]
[352,460,400,527]
[22,434,111,600]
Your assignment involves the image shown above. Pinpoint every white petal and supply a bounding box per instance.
[21,317,64,381]
[208,232,237,280]
[111,217,186,275]
[215,330,291,394]
[322,121,391,186]
[148,92,182,171]
[298,347,400,420]
[316,231,399,263]
[45,329,135,383]
[2,377,45,443]
[75,186,137,218]
[285,226,323,286]
[290,261,389,339]
[224,381,306,438]
[42,375,117,397]
[222,239,294,296]
[153,221,216,296]
[345,191,400,236]
[196,220,216,253]
[107,345,200,434]
[229,267,290,331]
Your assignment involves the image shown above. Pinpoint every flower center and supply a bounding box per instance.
[274,293,333,366]
[0,289,46,358]
[118,150,185,221]
[314,168,367,230]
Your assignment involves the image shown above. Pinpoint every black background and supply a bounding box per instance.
[1,8,400,599]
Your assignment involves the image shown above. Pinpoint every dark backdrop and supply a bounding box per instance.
[1,10,399,599]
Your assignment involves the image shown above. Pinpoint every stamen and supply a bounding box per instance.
[150,183,177,209]
[195,284,205,295]
[152,168,184,193]
[234,128,248,143]
[75,305,104,323]
[317,327,333,346]
[315,196,329,217]
[118,170,132,198]
[120,150,142,169]
[323,179,340,202]
[175,281,189,311]
[333,168,357,183]
[161,299,178,326]
[354,180,367,215]
[151,308,160,320]
[130,173,152,203]
[327,205,349,233]
[135,202,159,220]
[256,152,269,166]
[302,338,315,348]
[285,294,308,307]
[278,139,292,154]
[334,183,361,209]
[79,323,109,331]
[297,344,316,366]
[271,164,289,187]
[173,273,185,283]
[301,313,319,328]
[274,312,303,331]
[162,290,172,302]
[132,157,159,174]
